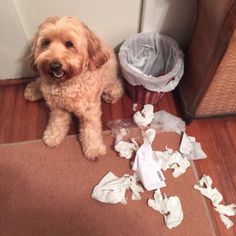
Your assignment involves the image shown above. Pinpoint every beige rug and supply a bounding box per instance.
[0,130,216,236]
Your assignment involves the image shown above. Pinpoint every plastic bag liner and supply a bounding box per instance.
[118,32,184,93]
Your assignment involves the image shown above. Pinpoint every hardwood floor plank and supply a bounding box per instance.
[0,85,17,143]
[155,92,170,111]
[110,98,125,121]
[210,119,236,199]
[9,84,28,142]
[226,119,236,152]
[121,94,134,119]
[193,119,236,236]
[101,102,112,130]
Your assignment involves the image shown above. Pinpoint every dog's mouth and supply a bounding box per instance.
[40,60,76,82]
[51,70,65,79]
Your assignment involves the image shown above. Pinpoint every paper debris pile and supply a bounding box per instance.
[148,189,184,229]
[194,175,236,229]
[92,104,210,230]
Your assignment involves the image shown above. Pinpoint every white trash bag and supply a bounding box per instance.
[118,32,184,93]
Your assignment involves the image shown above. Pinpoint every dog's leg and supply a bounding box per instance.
[102,78,124,104]
[43,109,71,147]
[77,105,106,161]
[24,77,43,101]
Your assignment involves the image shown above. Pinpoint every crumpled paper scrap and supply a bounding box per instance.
[194,175,236,229]
[215,204,236,229]
[194,175,223,206]
[219,213,234,229]
[114,139,139,159]
[145,128,156,145]
[153,148,190,178]
[132,140,166,190]
[148,189,184,229]
[133,104,154,127]
[91,172,144,204]
[150,110,185,134]
[214,203,236,216]
[179,132,207,160]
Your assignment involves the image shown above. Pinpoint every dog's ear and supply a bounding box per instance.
[85,25,110,71]
[28,34,38,72]
[28,17,60,72]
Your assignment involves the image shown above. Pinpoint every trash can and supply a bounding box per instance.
[118,32,184,105]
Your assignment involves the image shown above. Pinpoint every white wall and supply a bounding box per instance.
[0,0,142,79]
[0,0,33,79]
[141,0,197,48]
[0,0,197,80]
[13,0,142,49]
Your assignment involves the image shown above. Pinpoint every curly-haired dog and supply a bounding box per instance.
[24,16,124,160]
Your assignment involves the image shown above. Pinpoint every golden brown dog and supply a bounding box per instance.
[24,16,124,160]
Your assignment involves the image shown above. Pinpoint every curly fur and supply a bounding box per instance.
[24,16,124,160]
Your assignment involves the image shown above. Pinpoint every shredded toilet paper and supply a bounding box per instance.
[219,214,234,229]
[91,172,144,204]
[150,110,185,134]
[133,104,154,127]
[194,175,223,206]
[145,128,156,145]
[153,148,190,178]
[114,139,139,159]
[194,175,236,229]
[179,132,207,160]
[148,189,184,229]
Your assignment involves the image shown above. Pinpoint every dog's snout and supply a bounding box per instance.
[49,61,62,72]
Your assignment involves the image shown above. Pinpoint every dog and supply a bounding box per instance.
[24,16,124,160]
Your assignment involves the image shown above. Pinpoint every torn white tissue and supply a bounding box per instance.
[150,110,185,134]
[219,214,234,229]
[153,148,174,171]
[194,175,223,206]
[171,153,190,178]
[114,139,138,159]
[91,172,144,204]
[132,140,166,190]
[148,189,184,229]
[145,128,156,145]
[216,205,236,229]
[133,104,154,127]
[153,148,190,178]
[179,132,207,160]
[194,175,236,229]
[214,204,236,216]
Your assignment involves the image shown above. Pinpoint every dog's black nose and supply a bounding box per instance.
[49,61,62,72]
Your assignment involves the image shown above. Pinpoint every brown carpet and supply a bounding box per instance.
[0,130,216,236]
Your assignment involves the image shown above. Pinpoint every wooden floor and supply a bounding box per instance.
[0,80,236,236]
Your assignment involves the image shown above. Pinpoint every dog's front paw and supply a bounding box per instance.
[42,129,65,147]
[102,80,124,104]
[24,82,43,102]
[83,143,106,161]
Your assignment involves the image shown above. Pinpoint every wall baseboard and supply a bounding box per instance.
[0,77,35,86]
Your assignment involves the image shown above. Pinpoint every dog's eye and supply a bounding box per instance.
[41,39,51,48]
[65,41,73,48]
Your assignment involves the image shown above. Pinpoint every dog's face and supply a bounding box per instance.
[30,16,109,82]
